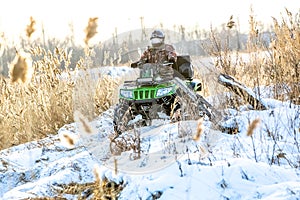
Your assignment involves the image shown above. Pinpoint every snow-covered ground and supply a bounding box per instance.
[1,65,299,200]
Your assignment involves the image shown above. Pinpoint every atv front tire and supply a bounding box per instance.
[113,100,134,135]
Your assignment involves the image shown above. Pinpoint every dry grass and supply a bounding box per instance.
[244,9,300,103]
[0,46,119,150]
[207,9,300,105]
[46,178,124,199]
[0,46,74,149]
[268,9,300,103]
[94,75,121,114]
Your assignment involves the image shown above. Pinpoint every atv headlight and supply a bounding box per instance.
[120,89,133,99]
[156,87,173,97]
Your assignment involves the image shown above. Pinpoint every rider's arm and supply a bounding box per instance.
[140,47,151,63]
[131,49,149,68]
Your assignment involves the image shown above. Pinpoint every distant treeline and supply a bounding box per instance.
[0,27,274,77]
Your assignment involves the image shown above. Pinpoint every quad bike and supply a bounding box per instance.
[110,54,264,156]
[110,55,221,156]
[113,55,217,135]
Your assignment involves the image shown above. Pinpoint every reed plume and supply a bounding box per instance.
[247,118,260,137]
[93,164,102,184]
[193,117,204,141]
[74,110,96,135]
[84,17,98,45]
[26,16,36,38]
[226,15,235,29]
[9,51,33,84]
[59,132,78,149]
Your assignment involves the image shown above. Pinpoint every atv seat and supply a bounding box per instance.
[172,55,194,80]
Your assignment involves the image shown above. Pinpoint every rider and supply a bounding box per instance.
[138,29,177,80]
[140,29,177,64]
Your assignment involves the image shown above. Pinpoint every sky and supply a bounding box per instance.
[0,0,299,45]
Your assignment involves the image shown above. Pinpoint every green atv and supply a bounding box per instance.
[113,55,204,135]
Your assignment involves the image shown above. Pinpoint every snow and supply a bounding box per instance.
[1,65,300,200]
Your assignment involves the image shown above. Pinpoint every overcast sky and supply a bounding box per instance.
[0,0,299,45]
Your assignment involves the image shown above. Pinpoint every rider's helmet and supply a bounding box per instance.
[150,29,165,47]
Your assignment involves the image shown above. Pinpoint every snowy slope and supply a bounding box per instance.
[1,66,300,200]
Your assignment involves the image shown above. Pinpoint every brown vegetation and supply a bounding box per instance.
[205,8,299,108]
[0,45,120,150]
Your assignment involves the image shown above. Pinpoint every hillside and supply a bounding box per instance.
[1,65,299,200]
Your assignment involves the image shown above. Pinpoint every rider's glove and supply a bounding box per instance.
[131,60,145,68]
[168,56,176,63]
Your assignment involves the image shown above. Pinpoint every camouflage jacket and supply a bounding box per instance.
[140,44,177,64]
